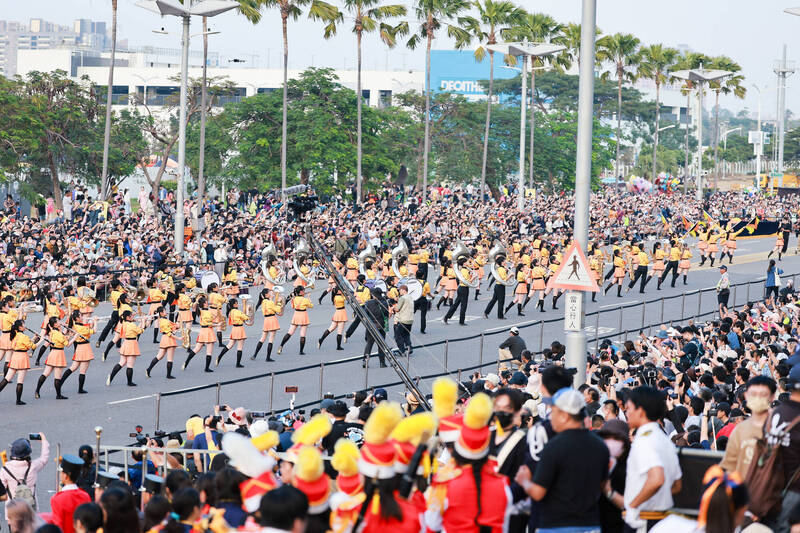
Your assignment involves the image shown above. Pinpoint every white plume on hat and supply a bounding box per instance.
[221,432,274,478]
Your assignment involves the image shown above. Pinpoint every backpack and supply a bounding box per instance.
[3,463,36,510]
[744,414,800,519]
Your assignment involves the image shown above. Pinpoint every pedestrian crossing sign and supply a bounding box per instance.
[547,241,599,292]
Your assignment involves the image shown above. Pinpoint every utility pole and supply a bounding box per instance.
[775,44,795,187]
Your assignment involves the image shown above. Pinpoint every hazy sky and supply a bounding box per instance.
[4,0,799,117]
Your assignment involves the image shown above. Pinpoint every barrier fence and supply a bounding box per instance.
[144,271,797,430]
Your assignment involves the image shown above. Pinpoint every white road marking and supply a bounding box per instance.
[585,326,615,335]
[599,300,639,309]
[107,394,155,405]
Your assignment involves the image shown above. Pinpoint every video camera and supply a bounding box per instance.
[129,425,167,445]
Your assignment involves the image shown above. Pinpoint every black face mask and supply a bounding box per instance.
[494,411,514,429]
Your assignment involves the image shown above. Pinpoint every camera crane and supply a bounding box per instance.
[305,228,430,410]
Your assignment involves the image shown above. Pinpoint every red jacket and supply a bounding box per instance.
[50,485,91,533]
[426,463,510,533]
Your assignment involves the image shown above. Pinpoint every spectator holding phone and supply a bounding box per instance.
[1,433,49,518]
[192,413,223,473]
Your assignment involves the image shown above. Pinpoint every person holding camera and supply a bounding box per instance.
[1,434,49,518]
[192,413,223,473]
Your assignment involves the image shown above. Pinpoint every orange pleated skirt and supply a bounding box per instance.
[120,339,140,357]
[160,335,177,349]
[73,343,94,362]
[332,308,348,323]
[10,351,29,370]
[46,349,66,368]
[291,310,310,326]
[197,326,216,343]
[263,315,280,332]
[230,325,247,340]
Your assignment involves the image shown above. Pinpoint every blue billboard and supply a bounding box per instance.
[430,49,518,100]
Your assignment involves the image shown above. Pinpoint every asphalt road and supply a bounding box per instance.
[4,234,799,508]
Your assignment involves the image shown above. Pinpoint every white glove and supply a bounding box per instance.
[624,506,646,530]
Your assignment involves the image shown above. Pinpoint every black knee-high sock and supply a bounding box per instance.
[146,357,159,375]
[15,383,24,404]
[592,292,597,302]
[78,374,86,392]
[205,355,213,371]
[700,255,707,265]
[61,368,73,383]
[252,341,263,359]
[3,362,8,376]
[336,334,342,349]
[710,256,715,266]
[604,283,613,294]
[318,329,331,346]
[125,368,134,385]
[54,378,65,398]
[109,364,122,383]
[517,303,524,315]
[115,338,122,348]
[318,291,327,304]
[216,332,223,347]
[216,346,230,364]
[436,297,445,310]
[235,350,243,368]
[104,342,114,360]
[504,302,514,314]
[36,375,46,395]
[617,285,622,297]
[552,295,558,309]
[279,333,291,347]
[184,348,195,368]
[683,274,688,285]
[299,337,306,353]
[266,343,274,360]
[0,378,7,392]
[153,328,159,343]
[35,345,46,365]
[538,299,545,312]
[166,362,174,378]
[523,295,531,308]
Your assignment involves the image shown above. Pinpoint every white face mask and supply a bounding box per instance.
[746,396,771,414]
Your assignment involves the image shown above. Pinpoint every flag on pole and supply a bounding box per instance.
[660,214,670,231]
[744,217,760,234]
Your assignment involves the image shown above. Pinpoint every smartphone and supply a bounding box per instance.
[29,433,41,441]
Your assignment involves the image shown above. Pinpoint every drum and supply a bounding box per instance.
[200,271,221,290]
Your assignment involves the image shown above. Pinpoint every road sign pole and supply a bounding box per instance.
[565,0,596,389]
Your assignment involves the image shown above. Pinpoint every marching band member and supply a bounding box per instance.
[413,270,431,334]
[184,295,215,373]
[35,317,75,400]
[651,242,666,290]
[345,251,359,285]
[697,224,710,266]
[589,253,603,303]
[528,260,548,314]
[223,263,240,299]
[678,242,693,285]
[175,283,193,347]
[96,279,122,348]
[207,283,227,347]
[604,248,627,298]
[106,310,145,388]
[264,256,284,291]
[0,319,42,405]
[626,242,651,294]
[277,286,313,355]
[145,306,179,379]
[35,290,62,365]
[720,221,744,264]
[483,253,508,319]
[505,264,527,317]
[0,296,18,376]
[769,229,785,261]
[344,275,371,342]
[146,278,167,343]
[75,276,96,323]
[60,310,97,395]
[706,226,723,267]
[216,298,249,368]
[317,287,347,351]
[416,245,430,281]
[434,258,452,311]
[103,292,133,362]
[659,240,681,290]
[443,256,475,326]
[251,288,283,361]
[293,257,314,289]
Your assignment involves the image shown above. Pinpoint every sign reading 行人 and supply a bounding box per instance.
[564,292,582,332]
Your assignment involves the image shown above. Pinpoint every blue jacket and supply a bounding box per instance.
[766,266,784,288]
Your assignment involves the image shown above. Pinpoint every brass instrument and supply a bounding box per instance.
[292,238,316,289]
[273,287,286,316]
[391,240,409,279]
[241,295,255,326]
[357,242,377,278]
[488,242,516,287]
[181,322,191,349]
[131,288,147,303]
[260,243,287,285]
[452,240,479,288]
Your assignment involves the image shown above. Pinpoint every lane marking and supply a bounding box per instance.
[107,394,155,405]
[599,300,639,309]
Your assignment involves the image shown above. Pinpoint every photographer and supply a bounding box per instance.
[1,433,49,516]
[192,413,223,473]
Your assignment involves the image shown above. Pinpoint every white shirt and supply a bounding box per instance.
[624,421,682,511]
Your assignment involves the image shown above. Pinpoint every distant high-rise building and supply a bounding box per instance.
[0,17,110,77]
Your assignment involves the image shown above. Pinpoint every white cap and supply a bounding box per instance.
[484,373,501,386]
[545,387,585,416]
[510,327,519,335]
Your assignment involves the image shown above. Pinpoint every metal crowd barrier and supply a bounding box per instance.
[145,272,797,429]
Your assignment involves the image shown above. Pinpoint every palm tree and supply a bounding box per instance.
[100,0,118,201]
[406,0,471,202]
[672,52,707,192]
[638,44,679,180]
[258,0,340,197]
[597,33,640,184]
[562,22,600,68]
[197,1,262,204]
[461,0,526,201]
[708,55,746,190]
[326,1,408,203]
[505,13,571,189]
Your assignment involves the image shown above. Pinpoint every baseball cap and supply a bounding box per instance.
[509,372,527,386]
[320,398,336,411]
[544,387,585,416]
[510,327,519,335]
[484,373,501,386]
[788,364,800,389]
[719,265,727,271]
[328,400,349,418]
[373,388,388,402]
[10,438,31,459]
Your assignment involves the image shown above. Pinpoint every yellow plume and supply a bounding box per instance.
[330,439,359,477]
[294,446,324,482]
[363,402,402,445]
[251,430,280,452]
[390,413,437,445]
[432,378,458,419]
[463,393,493,430]
[291,414,332,446]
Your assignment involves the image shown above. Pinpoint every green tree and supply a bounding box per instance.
[255,0,340,196]
[597,32,641,181]
[460,0,526,200]
[708,55,746,189]
[638,44,679,179]
[326,0,408,203]
[88,109,149,194]
[406,0,471,200]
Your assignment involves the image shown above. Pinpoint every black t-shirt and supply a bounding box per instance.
[768,399,800,492]
[532,428,609,528]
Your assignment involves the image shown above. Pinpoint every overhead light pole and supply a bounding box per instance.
[488,42,566,210]
[136,0,239,256]
[670,65,733,200]
[721,126,741,181]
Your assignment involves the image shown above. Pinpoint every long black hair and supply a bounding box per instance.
[255,288,270,310]
[452,449,490,531]
[362,476,402,522]
[162,488,200,533]
[8,319,23,340]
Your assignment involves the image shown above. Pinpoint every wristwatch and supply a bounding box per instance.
[605,488,616,500]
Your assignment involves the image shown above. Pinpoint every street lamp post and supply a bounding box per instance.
[136,0,239,256]
[721,126,741,181]
[670,65,733,200]
[488,42,566,210]
[652,124,674,179]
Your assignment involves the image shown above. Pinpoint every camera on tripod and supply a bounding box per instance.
[129,425,167,445]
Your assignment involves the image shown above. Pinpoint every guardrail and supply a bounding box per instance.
[146,272,797,430]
